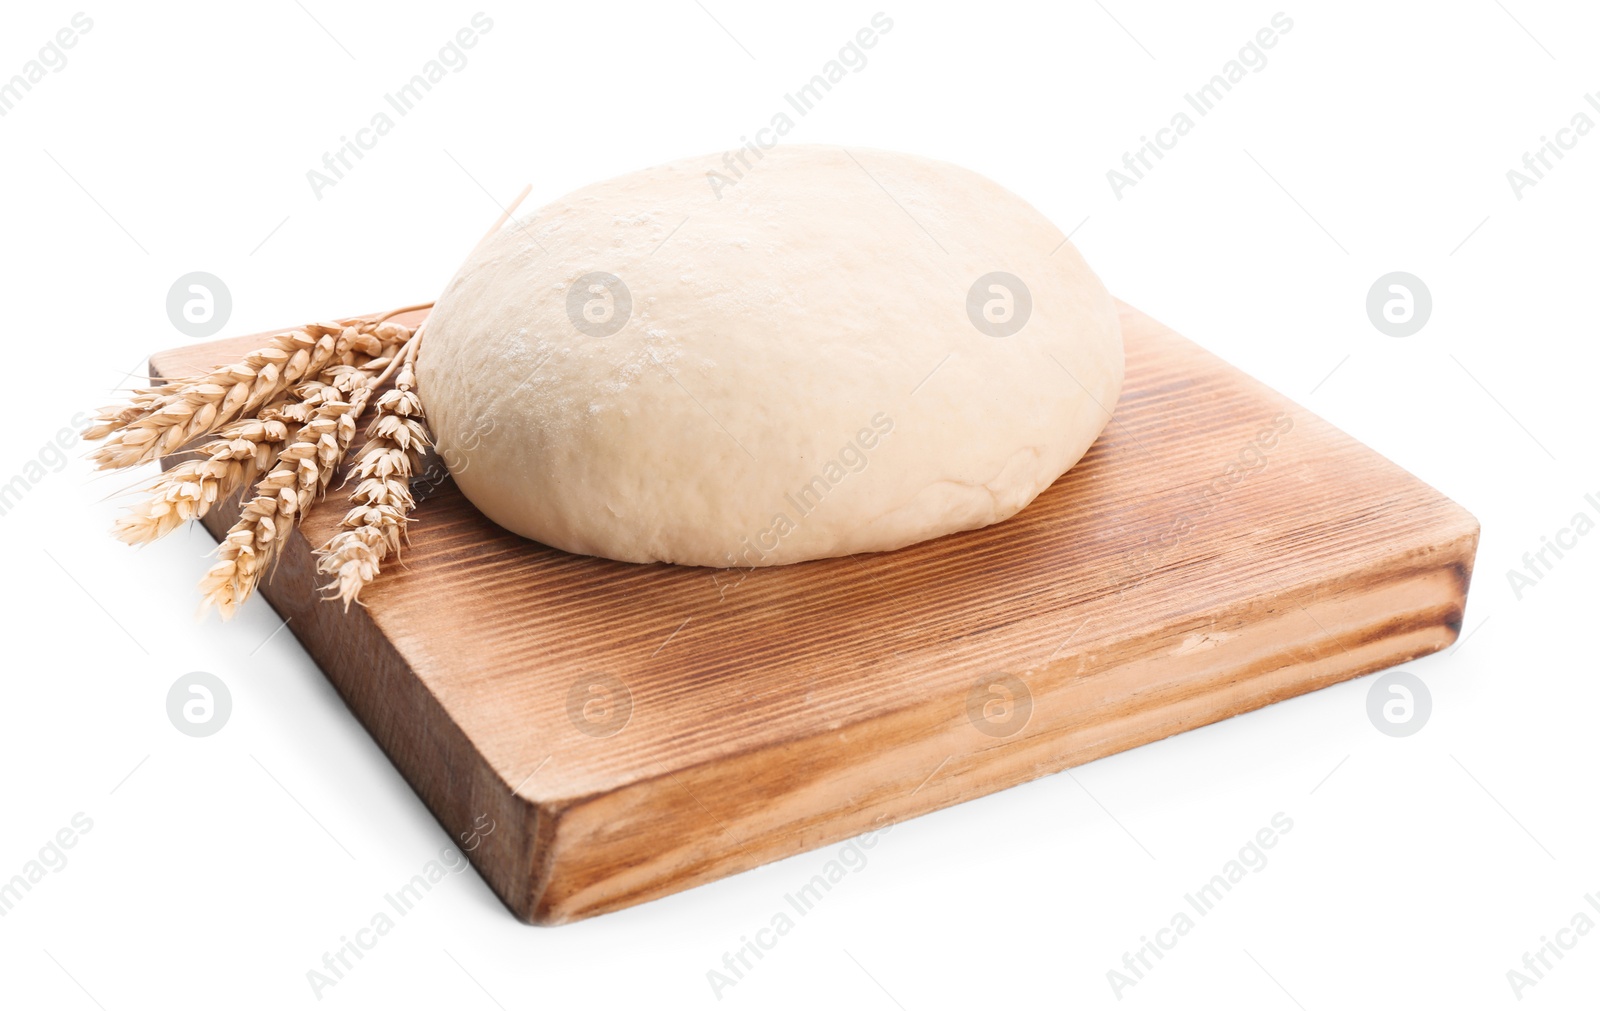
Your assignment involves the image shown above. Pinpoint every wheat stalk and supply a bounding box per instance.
[113,413,298,545]
[86,188,528,617]
[89,323,351,468]
[87,318,415,469]
[198,369,374,618]
[315,341,430,608]
[105,324,416,545]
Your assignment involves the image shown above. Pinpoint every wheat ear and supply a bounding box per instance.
[88,323,352,468]
[87,319,414,470]
[113,413,298,545]
[315,341,430,608]
[198,369,373,618]
[106,323,416,544]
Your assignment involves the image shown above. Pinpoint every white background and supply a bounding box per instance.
[1,1,1596,1008]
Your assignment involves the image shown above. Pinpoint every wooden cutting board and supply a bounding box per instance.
[149,301,1478,924]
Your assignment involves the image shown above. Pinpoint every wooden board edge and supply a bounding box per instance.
[192,502,546,922]
[525,531,1476,923]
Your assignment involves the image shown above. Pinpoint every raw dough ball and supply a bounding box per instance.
[419,146,1123,567]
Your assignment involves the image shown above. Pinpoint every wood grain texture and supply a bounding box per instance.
[149,301,1478,924]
